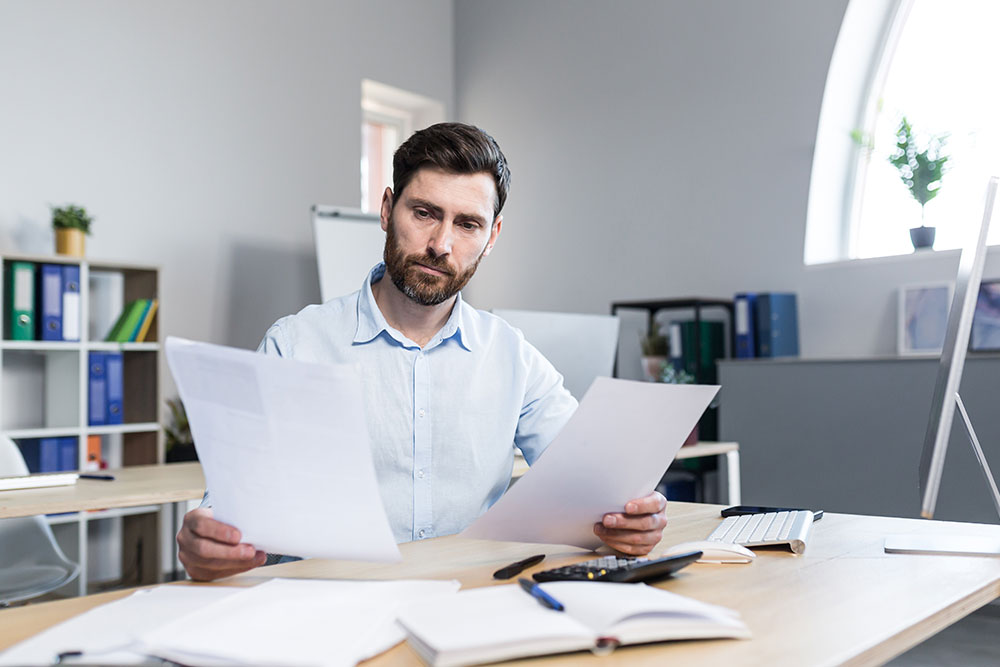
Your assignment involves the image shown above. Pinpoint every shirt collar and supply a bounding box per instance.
[354,262,472,352]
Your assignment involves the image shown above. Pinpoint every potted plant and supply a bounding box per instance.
[660,365,699,446]
[639,323,669,382]
[888,117,949,250]
[165,398,198,463]
[51,204,93,257]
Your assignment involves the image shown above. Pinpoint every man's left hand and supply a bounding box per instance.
[593,491,668,555]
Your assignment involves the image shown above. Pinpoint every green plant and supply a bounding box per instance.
[165,398,192,450]
[660,364,694,385]
[639,323,668,356]
[51,204,94,235]
[888,117,949,225]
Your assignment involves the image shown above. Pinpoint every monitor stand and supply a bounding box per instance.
[885,393,1000,556]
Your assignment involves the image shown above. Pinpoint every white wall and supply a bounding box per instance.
[0,0,454,353]
[454,0,1000,359]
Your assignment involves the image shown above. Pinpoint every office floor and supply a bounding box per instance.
[890,605,1000,666]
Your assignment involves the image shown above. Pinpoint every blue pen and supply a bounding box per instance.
[518,577,565,612]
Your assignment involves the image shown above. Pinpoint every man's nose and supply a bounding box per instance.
[427,222,454,257]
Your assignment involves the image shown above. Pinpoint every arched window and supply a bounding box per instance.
[806,0,1000,264]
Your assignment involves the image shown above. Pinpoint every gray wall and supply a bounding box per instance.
[719,357,1000,524]
[454,0,1000,358]
[0,0,454,352]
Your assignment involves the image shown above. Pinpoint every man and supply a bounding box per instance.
[178,123,667,581]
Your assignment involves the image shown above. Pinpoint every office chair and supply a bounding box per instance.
[0,436,80,606]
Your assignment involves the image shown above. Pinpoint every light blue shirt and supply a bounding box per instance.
[257,263,577,543]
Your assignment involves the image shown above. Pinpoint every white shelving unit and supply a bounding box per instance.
[1,252,162,597]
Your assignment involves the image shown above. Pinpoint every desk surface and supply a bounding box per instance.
[0,462,205,518]
[3,501,999,666]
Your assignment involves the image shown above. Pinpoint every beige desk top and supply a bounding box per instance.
[3,501,999,666]
[0,462,205,518]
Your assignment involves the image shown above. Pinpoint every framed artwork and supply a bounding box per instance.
[971,279,1000,352]
[898,283,954,356]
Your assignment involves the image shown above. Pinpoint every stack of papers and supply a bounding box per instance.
[0,579,460,666]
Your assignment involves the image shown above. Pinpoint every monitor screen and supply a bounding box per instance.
[918,176,997,518]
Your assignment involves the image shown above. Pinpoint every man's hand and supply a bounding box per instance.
[593,491,668,556]
[177,508,266,581]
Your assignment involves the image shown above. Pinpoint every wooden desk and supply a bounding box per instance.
[3,502,999,665]
[0,462,205,519]
[513,442,741,503]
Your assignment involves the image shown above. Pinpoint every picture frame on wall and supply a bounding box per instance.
[898,283,954,356]
[970,279,1000,352]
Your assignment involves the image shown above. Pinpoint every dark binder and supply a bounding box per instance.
[58,437,78,471]
[755,293,800,357]
[734,293,757,358]
[88,351,108,426]
[61,264,81,341]
[38,264,63,341]
[105,352,124,424]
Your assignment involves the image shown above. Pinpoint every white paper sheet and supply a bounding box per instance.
[0,585,242,665]
[463,378,719,548]
[140,578,461,667]
[165,337,400,562]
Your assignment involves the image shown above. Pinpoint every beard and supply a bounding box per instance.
[383,216,485,306]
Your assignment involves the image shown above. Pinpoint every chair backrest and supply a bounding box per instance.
[493,309,620,400]
[0,436,80,605]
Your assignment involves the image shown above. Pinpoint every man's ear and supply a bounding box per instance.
[483,214,503,257]
[379,187,393,232]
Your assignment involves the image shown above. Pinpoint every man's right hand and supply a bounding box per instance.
[177,508,266,581]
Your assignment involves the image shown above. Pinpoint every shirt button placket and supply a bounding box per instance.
[413,350,433,541]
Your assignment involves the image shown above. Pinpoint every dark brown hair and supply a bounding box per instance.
[392,122,511,219]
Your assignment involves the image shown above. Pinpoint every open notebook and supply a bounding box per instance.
[397,581,750,666]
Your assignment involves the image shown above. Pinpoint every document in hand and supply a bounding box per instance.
[165,337,400,561]
[397,581,750,666]
[462,378,719,548]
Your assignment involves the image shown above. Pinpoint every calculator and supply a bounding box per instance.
[531,551,701,583]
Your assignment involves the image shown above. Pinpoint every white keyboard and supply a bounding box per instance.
[706,510,814,554]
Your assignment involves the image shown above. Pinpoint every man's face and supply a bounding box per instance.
[381,168,502,306]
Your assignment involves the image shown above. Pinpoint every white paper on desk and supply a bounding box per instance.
[463,378,719,548]
[165,337,400,562]
[140,578,461,667]
[0,585,242,665]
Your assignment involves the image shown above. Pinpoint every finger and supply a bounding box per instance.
[593,522,665,546]
[178,527,260,562]
[181,550,266,582]
[601,512,666,532]
[184,510,243,545]
[592,526,659,556]
[623,491,667,515]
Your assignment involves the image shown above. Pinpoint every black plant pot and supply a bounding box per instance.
[910,226,936,250]
[166,442,198,462]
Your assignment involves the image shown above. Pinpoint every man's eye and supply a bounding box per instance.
[415,209,431,219]
[459,221,478,231]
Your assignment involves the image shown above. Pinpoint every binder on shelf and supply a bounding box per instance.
[88,351,108,426]
[38,264,63,341]
[61,264,81,341]
[105,351,124,424]
[5,261,36,340]
[105,299,148,342]
[755,293,800,358]
[734,293,757,358]
[58,437,77,471]
[134,299,159,342]
[85,435,103,471]
[668,322,683,371]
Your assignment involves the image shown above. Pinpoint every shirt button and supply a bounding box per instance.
[417,469,425,479]
[418,409,425,418]
[418,529,426,539]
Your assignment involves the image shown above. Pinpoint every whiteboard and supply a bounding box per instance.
[312,206,385,303]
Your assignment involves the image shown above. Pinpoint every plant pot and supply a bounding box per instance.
[909,226,935,251]
[55,228,86,257]
[166,442,199,463]
[640,355,667,382]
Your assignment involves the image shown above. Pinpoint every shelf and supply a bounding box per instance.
[86,342,159,351]
[0,341,82,351]
[46,504,161,525]
[86,422,161,436]
[4,427,82,439]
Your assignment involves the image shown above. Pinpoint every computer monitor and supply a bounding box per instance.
[885,176,1000,556]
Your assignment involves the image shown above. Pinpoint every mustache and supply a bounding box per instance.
[407,254,454,275]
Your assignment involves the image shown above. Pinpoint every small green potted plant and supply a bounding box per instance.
[165,398,198,463]
[51,204,94,257]
[639,323,669,382]
[888,117,949,250]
